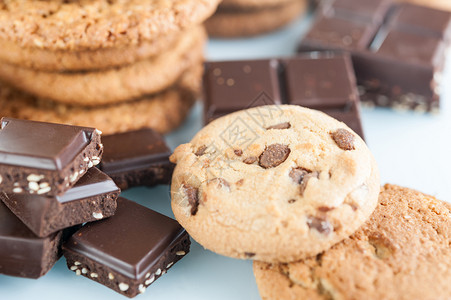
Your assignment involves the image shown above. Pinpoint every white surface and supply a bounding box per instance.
[2,14,451,300]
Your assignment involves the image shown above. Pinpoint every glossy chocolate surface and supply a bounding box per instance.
[63,197,187,279]
[299,1,451,111]
[203,53,365,138]
[99,129,172,174]
[0,118,94,170]
[0,201,59,278]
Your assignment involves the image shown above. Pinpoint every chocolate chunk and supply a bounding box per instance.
[234,149,243,156]
[259,144,290,169]
[289,168,310,184]
[288,199,297,204]
[203,54,365,139]
[99,128,174,190]
[0,201,73,278]
[331,128,356,150]
[0,168,120,237]
[62,197,190,298]
[290,168,319,196]
[195,145,208,156]
[318,206,335,212]
[267,122,291,130]
[0,118,102,196]
[207,178,230,190]
[183,184,200,216]
[307,216,333,235]
[243,156,258,164]
[245,252,256,258]
[299,1,450,112]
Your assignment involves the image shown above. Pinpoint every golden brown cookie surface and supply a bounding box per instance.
[254,184,451,300]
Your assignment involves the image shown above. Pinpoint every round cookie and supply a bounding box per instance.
[254,184,451,300]
[0,64,202,135]
[170,105,380,263]
[0,26,205,107]
[0,0,220,51]
[0,29,183,72]
[206,0,307,37]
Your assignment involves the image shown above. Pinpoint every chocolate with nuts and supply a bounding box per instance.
[0,167,120,237]
[62,197,190,298]
[0,117,103,196]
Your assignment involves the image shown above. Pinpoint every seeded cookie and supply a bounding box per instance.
[0,26,205,107]
[0,64,202,135]
[206,0,307,37]
[170,105,380,263]
[254,184,451,300]
[0,0,220,51]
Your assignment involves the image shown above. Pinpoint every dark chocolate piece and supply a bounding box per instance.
[98,129,173,190]
[0,167,120,237]
[299,1,451,112]
[63,197,190,298]
[203,59,282,122]
[0,200,62,278]
[203,53,365,138]
[0,118,103,196]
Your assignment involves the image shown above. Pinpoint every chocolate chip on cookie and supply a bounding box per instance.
[234,149,243,156]
[267,122,291,130]
[243,156,258,164]
[290,168,319,196]
[307,216,333,235]
[183,184,200,216]
[331,129,355,150]
[259,144,290,169]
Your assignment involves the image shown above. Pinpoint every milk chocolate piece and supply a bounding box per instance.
[299,1,451,112]
[203,53,365,138]
[0,167,120,237]
[98,129,173,190]
[63,197,190,298]
[0,118,103,196]
[0,201,62,278]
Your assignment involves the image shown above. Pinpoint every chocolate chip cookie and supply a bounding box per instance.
[254,184,451,299]
[170,105,380,262]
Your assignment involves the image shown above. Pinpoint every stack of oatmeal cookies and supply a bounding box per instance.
[0,0,220,134]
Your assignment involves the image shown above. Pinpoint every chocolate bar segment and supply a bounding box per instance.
[99,129,174,190]
[0,167,120,237]
[0,118,103,196]
[0,200,62,278]
[299,1,451,112]
[204,59,282,123]
[63,197,190,298]
[203,53,365,138]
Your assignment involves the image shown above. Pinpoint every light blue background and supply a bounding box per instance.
[1,14,450,300]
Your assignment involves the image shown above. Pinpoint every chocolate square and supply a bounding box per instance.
[99,129,174,190]
[0,118,103,196]
[0,167,120,237]
[303,15,378,50]
[389,3,451,39]
[0,201,62,278]
[323,0,392,24]
[203,59,282,123]
[63,197,190,298]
